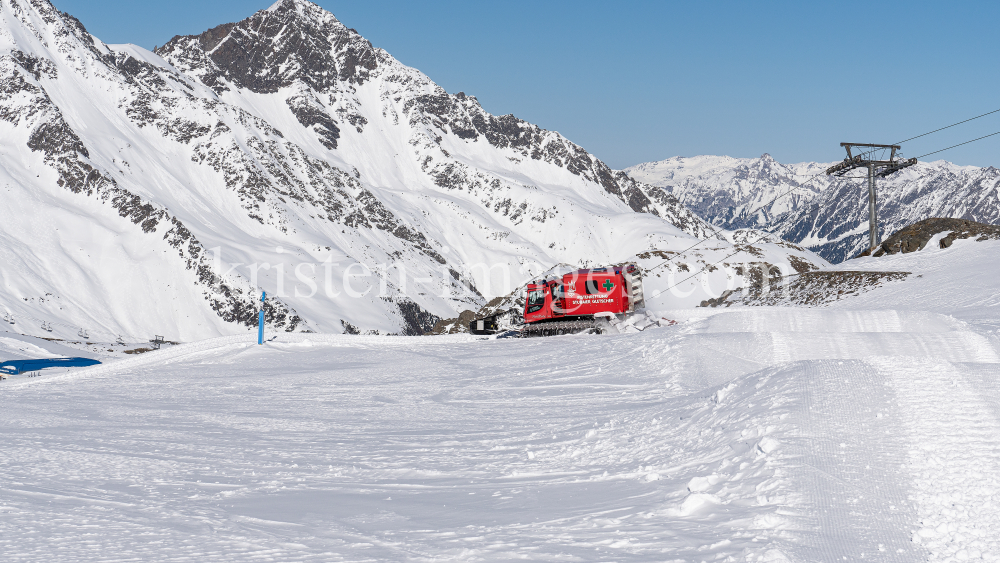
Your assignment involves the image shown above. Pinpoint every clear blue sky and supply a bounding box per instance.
[54,0,1000,169]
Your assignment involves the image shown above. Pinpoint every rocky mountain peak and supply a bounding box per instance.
[265,0,330,16]
[156,0,379,94]
[751,153,781,172]
[731,153,789,184]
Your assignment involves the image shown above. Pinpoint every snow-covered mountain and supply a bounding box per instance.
[2,0,785,341]
[626,154,1000,263]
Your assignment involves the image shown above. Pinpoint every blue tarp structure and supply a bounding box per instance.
[0,357,102,375]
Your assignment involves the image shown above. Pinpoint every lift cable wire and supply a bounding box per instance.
[724,104,1000,178]
[779,107,1000,170]
[915,130,1000,159]
[853,107,1000,161]
[898,108,1000,145]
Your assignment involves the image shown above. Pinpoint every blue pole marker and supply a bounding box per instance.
[258,290,266,345]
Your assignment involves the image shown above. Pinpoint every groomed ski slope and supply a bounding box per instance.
[1,241,1000,562]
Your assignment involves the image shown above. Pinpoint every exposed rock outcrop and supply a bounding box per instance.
[859,218,1000,258]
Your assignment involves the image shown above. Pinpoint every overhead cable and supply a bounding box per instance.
[915,130,1000,159]
[898,108,1000,145]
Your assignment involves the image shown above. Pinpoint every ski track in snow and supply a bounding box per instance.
[878,358,1000,561]
[792,360,918,561]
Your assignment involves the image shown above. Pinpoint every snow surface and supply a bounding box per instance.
[2,239,999,561]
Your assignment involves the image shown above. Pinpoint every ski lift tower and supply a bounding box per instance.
[826,143,917,253]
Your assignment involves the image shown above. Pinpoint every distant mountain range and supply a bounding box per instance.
[625,154,1000,263]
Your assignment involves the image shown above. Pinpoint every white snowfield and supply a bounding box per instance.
[2,244,999,562]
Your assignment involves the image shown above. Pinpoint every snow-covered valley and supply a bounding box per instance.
[2,236,999,561]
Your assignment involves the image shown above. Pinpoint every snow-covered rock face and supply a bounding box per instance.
[626,154,1000,263]
[0,0,312,341]
[153,0,714,243]
[0,0,814,341]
